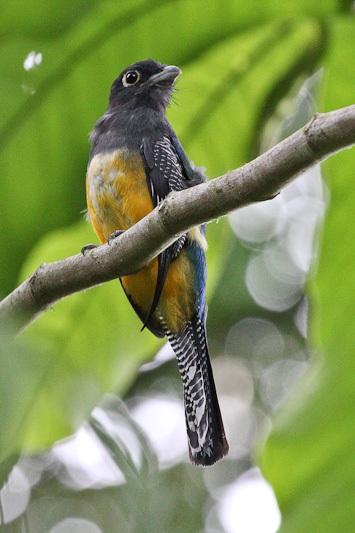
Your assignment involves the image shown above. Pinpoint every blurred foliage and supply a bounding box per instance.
[1,0,355,531]
[261,15,355,532]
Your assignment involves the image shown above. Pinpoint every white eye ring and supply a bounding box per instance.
[122,70,140,87]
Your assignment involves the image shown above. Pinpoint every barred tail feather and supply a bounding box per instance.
[166,317,229,466]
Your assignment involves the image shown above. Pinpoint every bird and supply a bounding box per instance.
[83,59,229,466]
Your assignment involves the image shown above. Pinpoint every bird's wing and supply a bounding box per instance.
[140,135,192,329]
[170,134,204,184]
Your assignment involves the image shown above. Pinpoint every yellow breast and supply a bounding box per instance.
[86,148,153,243]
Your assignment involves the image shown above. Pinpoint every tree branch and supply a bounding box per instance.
[1,105,355,334]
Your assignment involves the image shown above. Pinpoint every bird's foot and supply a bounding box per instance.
[81,243,99,255]
[107,229,125,246]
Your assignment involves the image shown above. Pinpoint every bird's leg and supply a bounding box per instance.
[81,243,99,255]
[107,229,125,246]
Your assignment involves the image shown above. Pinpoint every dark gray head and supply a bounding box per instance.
[108,59,181,114]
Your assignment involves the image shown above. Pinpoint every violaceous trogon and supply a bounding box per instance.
[84,59,229,466]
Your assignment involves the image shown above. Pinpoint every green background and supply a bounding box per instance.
[1,0,355,531]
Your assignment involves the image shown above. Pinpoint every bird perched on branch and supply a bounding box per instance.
[83,59,228,466]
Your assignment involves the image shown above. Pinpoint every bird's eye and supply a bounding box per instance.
[122,70,140,87]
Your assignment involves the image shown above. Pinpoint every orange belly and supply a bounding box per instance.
[86,147,198,333]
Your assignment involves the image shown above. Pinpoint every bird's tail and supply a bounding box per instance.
[166,316,229,466]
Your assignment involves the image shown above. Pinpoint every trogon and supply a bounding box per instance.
[84,59,229,466]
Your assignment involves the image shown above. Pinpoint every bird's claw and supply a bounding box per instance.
[81,244,99,255]
[107,229,125,246]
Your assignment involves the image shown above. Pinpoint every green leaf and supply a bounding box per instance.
[0,327,53,461]
[169,19,325,176]
[261,17,355,532]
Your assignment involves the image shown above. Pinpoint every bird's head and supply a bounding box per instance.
[108,59,181,114]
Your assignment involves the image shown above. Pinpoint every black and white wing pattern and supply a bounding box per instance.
[140,135,193,329]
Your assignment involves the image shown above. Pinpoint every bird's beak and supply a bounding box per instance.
[149,65,182,85]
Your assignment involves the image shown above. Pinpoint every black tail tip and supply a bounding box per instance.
[189,436,229,467]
